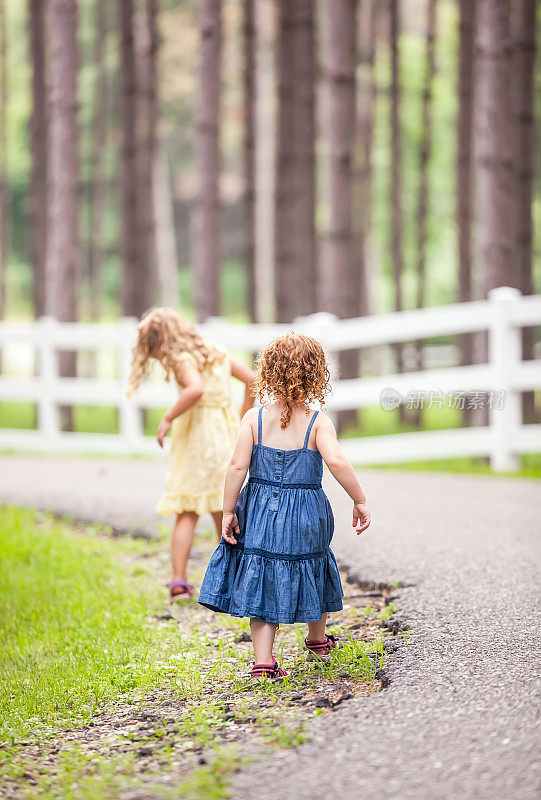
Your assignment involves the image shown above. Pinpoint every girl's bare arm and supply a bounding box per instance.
[315,414,371,534]
[221,409,256,543]
[156,360,203,447]
[230,356,255,418]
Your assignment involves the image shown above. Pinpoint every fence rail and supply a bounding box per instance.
[0,286,540,471]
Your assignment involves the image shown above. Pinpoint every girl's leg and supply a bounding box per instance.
[307,613,327,643]
[171,512,198,581]
[250,618,277,664]
[210,511,222,544]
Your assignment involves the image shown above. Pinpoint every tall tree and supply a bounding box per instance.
[253,0,275,323]
[243,0,256,321]
[0,0,8,323]
[414,0,437,375]
[153,147,179,306]
[512,0,536,420]
[28,0,48,318]
[45,0,80,319]
[321,0,358,430]
[473,0,514,427]
[134,0,158,304]
[119,0,146,316]
[355,0,378,322]
[475,0,514,297]
[45,0,80,430]
[389,0,405,381]
[456,0,476,414]
[192,0,222,322]
[275,0,317,322]
[87,0,112,321]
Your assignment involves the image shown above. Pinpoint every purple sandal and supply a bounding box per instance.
[168,579,193,600]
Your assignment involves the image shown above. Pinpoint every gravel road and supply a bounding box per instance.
[1,456,539,799]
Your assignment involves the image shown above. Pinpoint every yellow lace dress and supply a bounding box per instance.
[156,348,240,516]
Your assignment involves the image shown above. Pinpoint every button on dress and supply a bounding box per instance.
[198,407,343,624]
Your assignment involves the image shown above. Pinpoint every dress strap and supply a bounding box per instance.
[257,406,263,445]
[303,410,319,449]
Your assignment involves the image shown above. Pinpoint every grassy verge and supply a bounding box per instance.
[364,452,541,478]
[0,403,166,438]
[0,506,397,800]
[0,506,165,744]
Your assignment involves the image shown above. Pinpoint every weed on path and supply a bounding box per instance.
[0,506,406,799]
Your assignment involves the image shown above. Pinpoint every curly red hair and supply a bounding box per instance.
[254,332,331,428]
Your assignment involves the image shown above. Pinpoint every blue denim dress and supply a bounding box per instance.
[198,407,344,624]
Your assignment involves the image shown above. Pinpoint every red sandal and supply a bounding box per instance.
[251,659,287,680]
[304,633,342,661]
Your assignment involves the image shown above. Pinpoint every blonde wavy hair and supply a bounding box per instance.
[126,308,222,397]
[254,331,331,428]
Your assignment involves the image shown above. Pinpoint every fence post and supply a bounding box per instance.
[118,317,142,449]
[37,316,59,447]
[488,287,521,472]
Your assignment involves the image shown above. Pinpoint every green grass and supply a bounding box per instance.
[0,401,37,429]
[0,403,167,437]
[0,506,163,744]
[368,453,541,479]
[11,745,244,800]
[341,405,541,478]
[1,505,387,798]
[342,403,464,437]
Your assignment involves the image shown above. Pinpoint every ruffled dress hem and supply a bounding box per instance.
[156,489,223,516]
[197,592,343,625]
[197,541,344,624]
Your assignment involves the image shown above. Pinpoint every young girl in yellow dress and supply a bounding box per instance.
[127,308,254,599]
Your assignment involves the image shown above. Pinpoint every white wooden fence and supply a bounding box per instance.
[0,286,540,471]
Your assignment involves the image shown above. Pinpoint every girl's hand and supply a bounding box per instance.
[222,511,240,545]
[353,502,371,535]
[156,417,172,448]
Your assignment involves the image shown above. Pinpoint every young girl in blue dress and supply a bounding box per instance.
[198,332,371,678]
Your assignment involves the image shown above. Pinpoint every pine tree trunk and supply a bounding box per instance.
[243,0,256,321]
[134,0,158,307]
[119,0,144,316]
[355,0,377,323]
[87,0,111,321]
[512,0,536,422]
[253,0,275,323]
[475,0,514,295]
[153,147,179,307]
[389,0,405,412]
[352,0,379,410]
[28,0,48,319]
[457,0,476,425]
[45,0,80,431]
[0,0,9,324]
[275,0,317,323]
[473,0,514,428]
[321,0,358,432]
[192,0,222,322]
[414,0,436,372]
